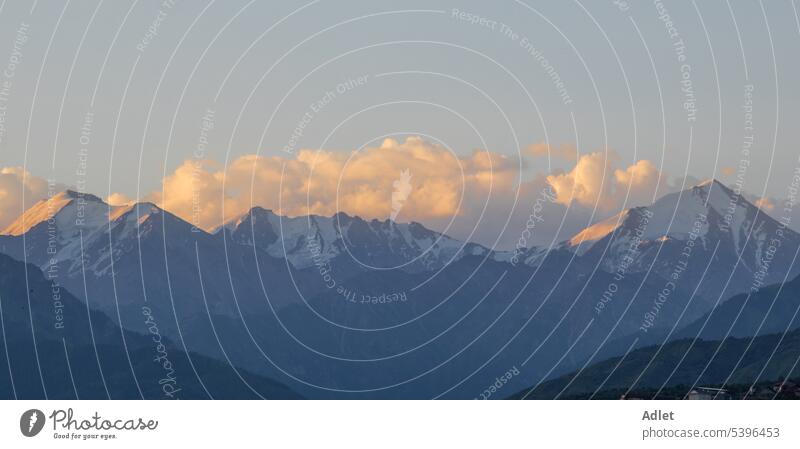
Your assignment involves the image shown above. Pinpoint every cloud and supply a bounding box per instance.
[150,136,520,232]
[144,140,678,249]
[546,151,614,208]
[614,159,664,204]
[0,167,51,230]
[106,193,134,206]
[0,139,681,251]
[526,142,578,162]
[753,197,775,212]
[720,166,737,177]
[0,142,681,250]
[546,152,667,211]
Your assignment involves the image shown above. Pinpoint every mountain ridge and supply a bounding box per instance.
[1,179,798,398]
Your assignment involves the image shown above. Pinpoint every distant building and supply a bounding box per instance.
[686,390,712,400]
[686,387,729,400]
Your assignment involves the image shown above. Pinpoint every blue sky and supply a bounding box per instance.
[0,0,799,247]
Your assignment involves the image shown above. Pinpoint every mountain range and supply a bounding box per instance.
[1,179,798,398]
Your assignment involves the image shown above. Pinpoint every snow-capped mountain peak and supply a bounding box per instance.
[222,207,489,271]
[567,211,629,254]
[555,179,800,300]
[563,179,763,255]
[109,201,162,224]
[1,190,109,237]
[691,178,736,212]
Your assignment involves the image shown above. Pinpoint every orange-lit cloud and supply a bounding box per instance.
[6,143,795,250]
[546,151,614,208]
[150,141,671,237]
[546,152,667,211]
[614,159,664,204]
[150,137,519,231]
[754,197,775,212]
[0,167,51,230]
[720,166,737,177]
